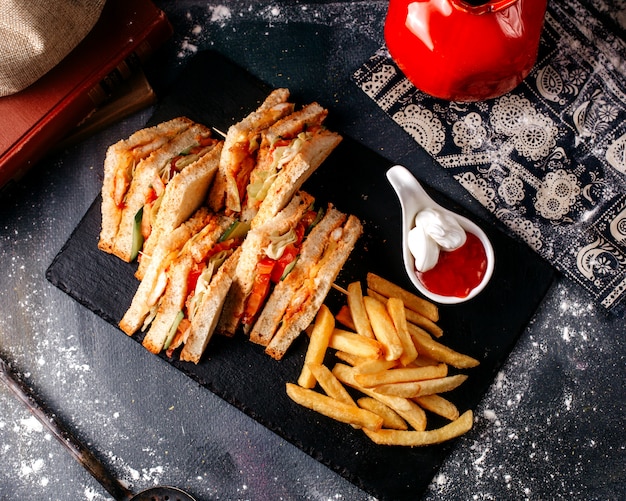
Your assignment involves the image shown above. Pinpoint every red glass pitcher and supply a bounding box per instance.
[384,0,548,101]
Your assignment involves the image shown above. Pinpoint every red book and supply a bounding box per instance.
[0,0,172,192]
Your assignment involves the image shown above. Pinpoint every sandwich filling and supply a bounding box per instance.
[112,151,137,210]
[162,224,246,356]
[241,207,321,326]
[227,101,295,214]
[246,126,323,213]
[232,134,261,213]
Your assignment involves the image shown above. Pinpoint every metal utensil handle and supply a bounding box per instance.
[0,356,133,501]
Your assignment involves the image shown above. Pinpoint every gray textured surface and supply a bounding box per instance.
[1,1,624,500]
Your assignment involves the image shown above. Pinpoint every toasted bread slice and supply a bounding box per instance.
[179,247,241,364]
[241,102,331,222]
[250,129,342,228]
[136,141,223,279]
[141,252,194,354]
[264,214,362,360]
[99,117,194,254]
[260,102,328,146]
[208,88,294,214]
[249,204,347,347]
[111,123,214,262]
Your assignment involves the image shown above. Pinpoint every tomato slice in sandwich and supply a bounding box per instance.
[242,257,275,325]
[270,243,298,283]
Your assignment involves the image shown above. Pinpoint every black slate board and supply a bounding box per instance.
[47,51,555,501]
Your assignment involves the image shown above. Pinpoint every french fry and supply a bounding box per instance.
[307,363,355,406]
[333,363,427,430]
[410,355,441,367]
[353,358,397,375]
[363,296,403,361]
[408,374,468,397]
[286,383,383,431]
[355,364,448,387]
[357,397,408,430]
[332,363,414,413]
[368,288,443,338]
[367,272,438,322]
[298,305,335,389]
[386,297,419,365]
[363,410,473,446]
[407,314,444,339]
[388,404,425,430]
[414,394,460,421]
[329,328,383,359]
[408,324,480,369]
[373,381,423,398]
[334,350,365,366]
[347,281,375,338]
[286,274,479,446]
[335,305,356,331]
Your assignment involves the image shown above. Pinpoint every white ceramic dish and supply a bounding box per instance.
[386,165,495,304]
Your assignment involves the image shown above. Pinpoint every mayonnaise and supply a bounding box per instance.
[408,208,467,272]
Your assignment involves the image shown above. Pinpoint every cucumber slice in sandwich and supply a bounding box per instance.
[219,220,250,242]
[130,207,145,261]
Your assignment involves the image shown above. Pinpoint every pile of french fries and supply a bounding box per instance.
[286,273,480,446]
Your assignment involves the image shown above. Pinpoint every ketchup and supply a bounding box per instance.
[417,232,488,298]
[384,0,547,101]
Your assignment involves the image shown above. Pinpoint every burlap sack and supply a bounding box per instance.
[0,0,106,97]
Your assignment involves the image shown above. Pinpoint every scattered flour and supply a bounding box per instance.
[83,486,108,501]
[175,2,386,59]
[18,415,44,434]
[210,4,232,24]
[423,280,620,500]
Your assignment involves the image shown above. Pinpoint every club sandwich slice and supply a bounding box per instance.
[140,213,243,355]
[249,207,362,360]
[208,88,294,214]
[216,191,319,337]
[99,117,194,254]
[110,122,218,262]
[242,102,342,227]
[178,247,240,364]
[248,204,347,346]
[119,207,214,336]
[135,140,224,280]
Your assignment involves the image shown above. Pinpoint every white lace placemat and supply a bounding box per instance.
[353,0,626,316]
